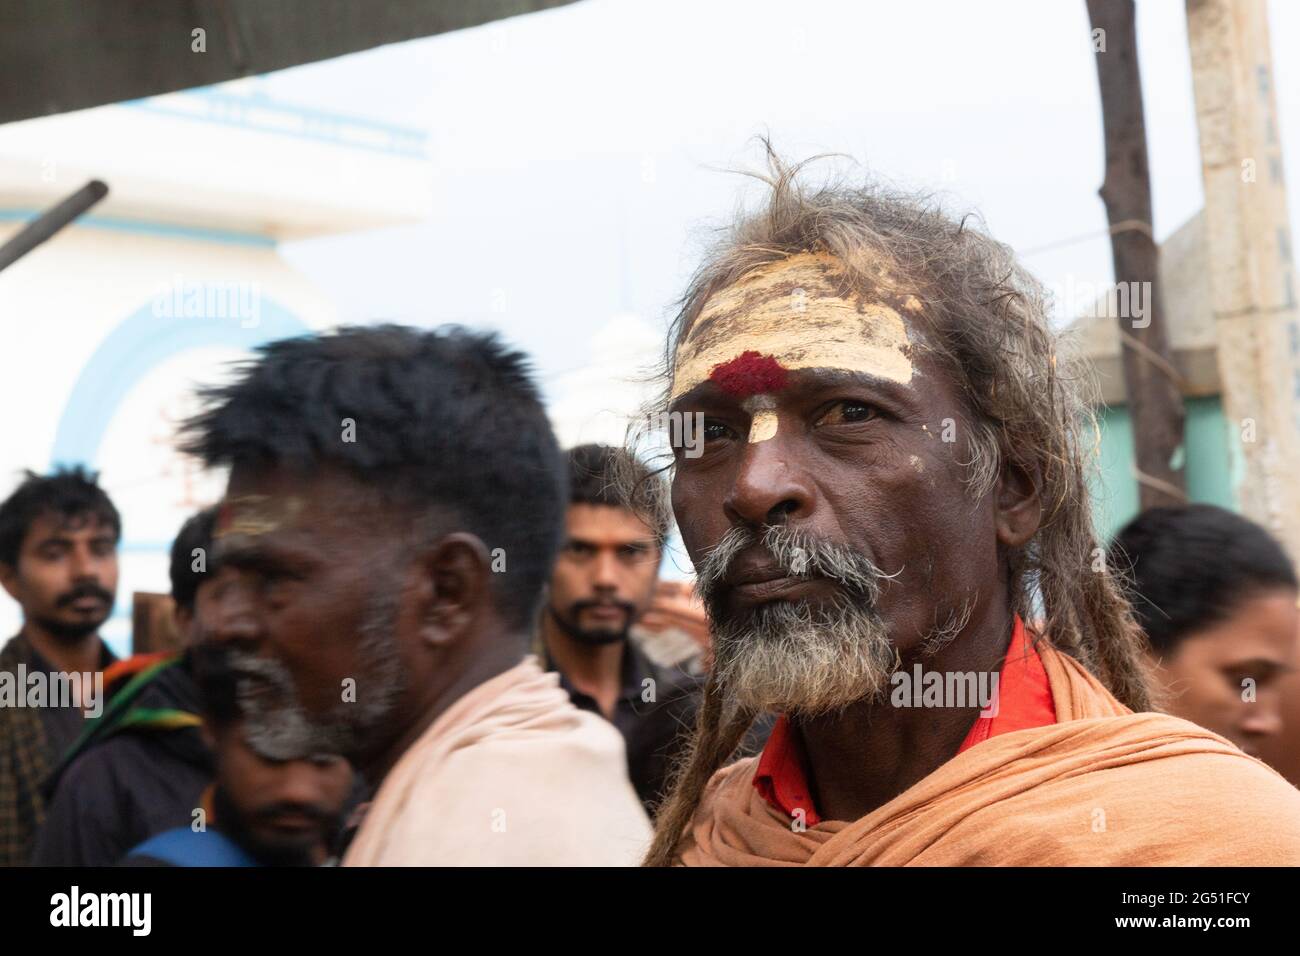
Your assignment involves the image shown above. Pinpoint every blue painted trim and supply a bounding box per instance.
[0,210,275,248]
[184,87,425,139]
[49,297,313,469]
[124,87,429,158]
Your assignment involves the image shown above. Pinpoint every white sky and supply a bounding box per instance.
[272,0,1300,423]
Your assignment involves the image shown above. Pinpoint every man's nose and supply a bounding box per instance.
[69,543,105,581]
[592,550,621,590]
[723,434,815,528]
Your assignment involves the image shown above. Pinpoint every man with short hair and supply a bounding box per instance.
[540,444,704,814]
[0,467,120,866]
[182,325,650,866]
[644,153,1300,866]
[32,507,221,866]
[1108,504,1299,761]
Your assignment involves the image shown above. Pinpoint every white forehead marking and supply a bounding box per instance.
[743,394,778,443]
[670,251,917,401]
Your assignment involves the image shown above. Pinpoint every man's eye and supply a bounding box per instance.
[260,568,305,593]
[817,400,878,426]
[1230,666,1278,688]
[670,417,731,449]
[702,420,733,441]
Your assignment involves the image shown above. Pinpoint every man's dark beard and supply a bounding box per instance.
[212,785,334,867]
[33,615,103,643]
[548,601,636,646]
[35,583,114,643]
[694,525,898,717]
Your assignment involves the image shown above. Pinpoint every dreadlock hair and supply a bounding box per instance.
[639,142,1152,866]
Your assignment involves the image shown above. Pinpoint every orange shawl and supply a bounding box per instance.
[679,640,1300,865]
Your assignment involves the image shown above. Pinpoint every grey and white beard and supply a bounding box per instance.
[696,525,899,719]
[232,586,406,762]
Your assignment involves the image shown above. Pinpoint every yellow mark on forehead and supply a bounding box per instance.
[671,251,916,401]
[215,494,303,540]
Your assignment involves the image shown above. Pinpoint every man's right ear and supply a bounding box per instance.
[412,533,493,650]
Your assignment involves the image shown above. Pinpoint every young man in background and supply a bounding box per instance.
[0,467,121,866]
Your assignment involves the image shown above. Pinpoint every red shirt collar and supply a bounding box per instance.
[752,614,1055,825]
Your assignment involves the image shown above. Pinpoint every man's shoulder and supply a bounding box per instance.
[48,735,133,795]
[1143,747,1300,844]
[1049,749,1300,865]
[0,632,31,667]
[982,715,1300,864]
[472,690,633,766]
[123,827,258,867]
[56,727,201,791]
[42,659,206,798]
[700,755,761,805]
[440,670,642,785]
[427,661,633,769]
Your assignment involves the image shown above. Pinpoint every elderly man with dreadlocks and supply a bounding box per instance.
[641,149,1300,867]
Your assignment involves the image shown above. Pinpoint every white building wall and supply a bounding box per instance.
[0,84,432,652]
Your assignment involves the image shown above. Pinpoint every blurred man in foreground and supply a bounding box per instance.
[0,467,120,866]
[1108,504,1299,761]
[181,325,650,865]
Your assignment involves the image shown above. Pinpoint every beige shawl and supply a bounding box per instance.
[345,657,651,866]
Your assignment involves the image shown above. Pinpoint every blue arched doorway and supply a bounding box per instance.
[50,297,312,468]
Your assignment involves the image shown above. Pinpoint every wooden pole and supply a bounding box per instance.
[1087,0,1188,510]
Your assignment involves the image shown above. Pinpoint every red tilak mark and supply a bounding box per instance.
[708,351,789,397]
